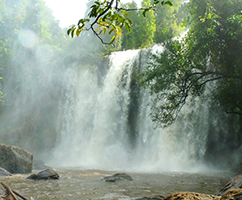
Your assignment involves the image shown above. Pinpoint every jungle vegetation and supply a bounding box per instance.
[139,0,242,126]
[0,0,242,158]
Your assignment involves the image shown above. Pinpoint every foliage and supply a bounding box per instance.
[67,0,172,44]
[0,0,66,152]
[120,0,185,50]
[120,1,141,49]
[139,0,156,48]
[140,0,242,126]
[154,0,184,43]
[120,0,156,49]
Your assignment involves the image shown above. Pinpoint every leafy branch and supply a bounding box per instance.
[67,0,172,44]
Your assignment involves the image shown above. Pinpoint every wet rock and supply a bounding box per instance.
[163,192,219,200]
[102,173,133,182]
[136,195,165,200]
[27,168,59,180]
[0,144,33,174]
[157,189,242,200]
[215,174,242,196]
[220,189,242,199]
[0,167,12,176]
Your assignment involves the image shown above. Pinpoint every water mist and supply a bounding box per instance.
[52,46,214,172]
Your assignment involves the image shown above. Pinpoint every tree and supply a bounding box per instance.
[120,1,141,49]
[154,0,184,43]
[139,0,156,48]
[120,0,156,49]
[139,0,242,126]
[67,0,172,44]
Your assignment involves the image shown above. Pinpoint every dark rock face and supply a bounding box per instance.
[215,174,242,196]
[27,169,59,180]
[102,173,133,182]
[0,167,12,176]
[0,144,33,174]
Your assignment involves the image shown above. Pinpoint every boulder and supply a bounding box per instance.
[163,192,219,200]
[161,189,242,200]
[0,167,12,176]
[102,173,133,182]
[27,169,59,180]
[215,174,242,196]
[0,144,33,174]
[136,195,165,200]
[220,189,242,199]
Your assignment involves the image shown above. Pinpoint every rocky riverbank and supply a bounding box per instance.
[0,143,241,199]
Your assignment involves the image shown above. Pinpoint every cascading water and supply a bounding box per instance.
[53,46,214,172]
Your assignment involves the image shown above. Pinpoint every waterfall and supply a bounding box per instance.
[53,47,214,172]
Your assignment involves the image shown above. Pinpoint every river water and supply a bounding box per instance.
[0,169,234,199]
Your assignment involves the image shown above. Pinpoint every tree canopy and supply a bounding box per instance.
[139,0,242,126]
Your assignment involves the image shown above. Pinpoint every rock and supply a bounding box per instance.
[163,192,219,200]
[0,144,33,174]
[139,175,242,200]
[0,167,12,176]
[136,195,165,200]
[215,174,242,196]
[157,189,242,200]
[220,189,242,199]
[27,169,59,180]
[102,173,133,182]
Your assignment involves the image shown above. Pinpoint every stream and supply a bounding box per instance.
[0,168,234,199]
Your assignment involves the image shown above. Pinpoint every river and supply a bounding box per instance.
[0,169,234,199]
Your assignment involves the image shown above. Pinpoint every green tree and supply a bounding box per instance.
[140,0,242,126]
[154,0,184,43]
[120,1,140,49]
[139,0,156,48]
[120,0,156,49]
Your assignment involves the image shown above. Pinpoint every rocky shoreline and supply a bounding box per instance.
[0,143,242,199]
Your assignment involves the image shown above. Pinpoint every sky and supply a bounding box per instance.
[44,0,141,28]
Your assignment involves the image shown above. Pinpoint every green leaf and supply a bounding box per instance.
[124,22,131,32]
[76,29,82,37]
[165,1,173,6]
[110,35,116,43]
[71,28,75,38]
[102,27,107,34]
[207,13,212,19]
[109,28,114,34]
[67,29,71,36]
[154,0,160,4]
[67,25,75,36]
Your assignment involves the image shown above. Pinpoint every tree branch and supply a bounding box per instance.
[90,0,115,29]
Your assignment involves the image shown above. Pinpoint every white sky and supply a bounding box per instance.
[44,0,141,28]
